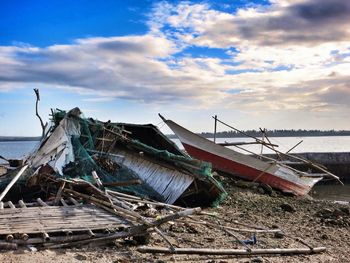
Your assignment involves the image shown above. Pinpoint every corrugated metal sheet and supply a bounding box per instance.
[117,150,194,204]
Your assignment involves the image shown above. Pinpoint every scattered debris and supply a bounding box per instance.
[0,101,329,260]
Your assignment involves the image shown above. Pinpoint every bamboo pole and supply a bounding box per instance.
[37,198,48,207]
[218,142,278,147]
[63,188,143,222]
[286,140,303,154]
[7,201,15,209]
[213,115,217,143]
[18,200,27,208]
[14,233,106,245]
[213,117,342,183]
[180,219,281,233]
[103,179,142,187]
[0,164,28,201]
[0,242,17,250]
[137,246,327,255]
[54,181,66,205]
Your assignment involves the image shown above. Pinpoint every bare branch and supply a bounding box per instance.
[33,88,46,138]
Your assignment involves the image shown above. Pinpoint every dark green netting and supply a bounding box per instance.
[63,135,165,202]
[50,109,227,206]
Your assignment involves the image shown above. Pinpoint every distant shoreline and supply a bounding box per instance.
[0,137,41,142]
[2,130,350,142]
[167,130,350,139]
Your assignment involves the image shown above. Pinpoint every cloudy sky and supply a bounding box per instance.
[1,0,349,136]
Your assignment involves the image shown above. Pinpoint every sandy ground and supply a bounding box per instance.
[0,176,349,263]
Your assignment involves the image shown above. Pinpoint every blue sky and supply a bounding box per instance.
[1,0,350,136]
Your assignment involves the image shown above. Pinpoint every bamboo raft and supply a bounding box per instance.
[0,199,130,244]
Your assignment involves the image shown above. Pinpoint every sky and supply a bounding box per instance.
[0,0,350,136]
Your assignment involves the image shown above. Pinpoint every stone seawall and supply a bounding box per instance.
[264,152,350,183]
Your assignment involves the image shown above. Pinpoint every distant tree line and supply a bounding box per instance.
[0,136,41,142]
[167,129,350,139]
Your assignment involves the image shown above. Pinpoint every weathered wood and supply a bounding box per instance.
[0,205,130,235]
[15,233,106,245]
[103,179,142,187]
[54,181,66,205]
[154,227,176,251]
[42,232,50,242]
[137,246,327,255]
[45,207,201,249]
[92,171,103,188]
[60,198,68,207]
[0,164,28,201]
[6,234,14,242]
[181,219,281,233]
[68,197,80,206]
[20,233,29,241]
[37,198,48,207]
[18,200,27,208]
[0,242,17,250]
[87,229,95,237]
[7,201,15,209]
[63,188,143,222]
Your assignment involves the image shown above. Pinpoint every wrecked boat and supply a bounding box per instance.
[28,108,226,206]
[159,115,339,196]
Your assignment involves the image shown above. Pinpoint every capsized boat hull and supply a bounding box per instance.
[163,118,322,196]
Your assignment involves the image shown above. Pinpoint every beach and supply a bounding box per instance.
[0,175,348,263]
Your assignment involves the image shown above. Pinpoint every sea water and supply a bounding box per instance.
[1,137,350,202]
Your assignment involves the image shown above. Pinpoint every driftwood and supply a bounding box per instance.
[180,219,281,233]
[137,246,327,255]
[14,233,106,245]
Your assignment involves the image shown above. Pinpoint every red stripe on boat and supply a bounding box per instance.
[183,143,310,196]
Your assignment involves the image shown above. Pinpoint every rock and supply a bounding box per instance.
[321,234,328,240]
[260,184,273,195]
[251,257,264,262]
[236,180,259,189]
[257,187,265,194]
[270,191,278,197]
[274,231,284,239]
[316,208,333,218]
[333,209,346,217]
[339,207,350,216]
[133,233,150,245]
[75,254,87,261]
[280,203,296,213]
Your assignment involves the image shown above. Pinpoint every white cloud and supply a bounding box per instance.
[1,0,350,130]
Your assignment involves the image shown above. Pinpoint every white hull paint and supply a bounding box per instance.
[164,119,323,196]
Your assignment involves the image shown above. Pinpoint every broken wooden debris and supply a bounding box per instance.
[0,106,328,259]
[137,246,327,255]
